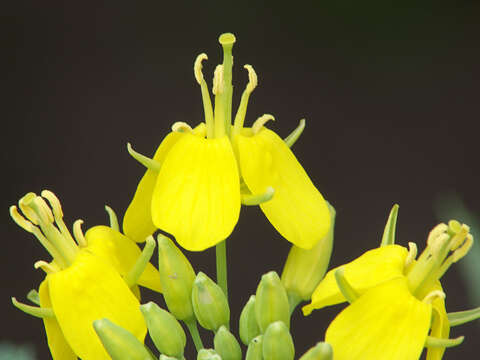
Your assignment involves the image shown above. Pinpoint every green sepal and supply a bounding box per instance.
[448,306,480,326]
[425,335,464,348]
[255,271,290,333]
[140,301,186,358]
[299,342,333,360]
[262,321,294,360]
[239,295,261,345]
[380,204,399,247]
[214,325,242,360]
[284,118,305,148]
[197,349,222,360]
[245,335,263,360]
[334,267,358,304]
[157,234,196,321]
[11,297,54,318]
[241,187,274,206]
[159,355,179,360]
[93,318,154,360]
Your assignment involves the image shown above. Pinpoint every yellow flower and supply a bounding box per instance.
[10,191,150,360]
[303,220,473,360]
[124,33,330,251]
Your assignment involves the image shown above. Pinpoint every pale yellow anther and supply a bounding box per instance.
[10,206,37,234]
[194,53,208,85]
[405,242,418,268]
[423,290,446,304]
[41,190,64,219]
[212,64,224,95]
[427,223,448,247]
[171,122,193,133]
[18,193,40,225]
[73,219,87,248]
[453,234,473,262]
[429,233,450,257]
[243,65,258,93]
[31,196,54,225]
[450,224,470,251]
[34,260,59,274]
[252,114,275,134]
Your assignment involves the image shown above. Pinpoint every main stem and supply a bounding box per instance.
[216,240,228,299]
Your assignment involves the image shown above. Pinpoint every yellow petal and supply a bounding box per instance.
[426,282,450,360]
[303,245,408,314]
[39,280,77,360]
[326,277,432,360]
[48,250,147,360]
[235,128,330,249]
[152,133,240,251]
[85,225,162,293]
[123,131,182,243]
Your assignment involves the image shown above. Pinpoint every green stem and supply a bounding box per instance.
[216,240,228,299]
[185,320,204,351]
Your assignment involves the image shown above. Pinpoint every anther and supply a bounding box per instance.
[10,206,37,234]
[212,65,224,95]
[194,53,208,85]
[252,114,275,134]
[18,193,40,225]
[73,219,87,247]
[422,290,446,304]
[171,121,193,133]
[31,196,54,225]
[427,223,448,247]
[41,190,64,220]
[243,65,258,94]
[241,187,275,206]
[34,260,59,274]
[404,242,418,268]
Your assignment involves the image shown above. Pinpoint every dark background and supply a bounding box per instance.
[2,1,480,359]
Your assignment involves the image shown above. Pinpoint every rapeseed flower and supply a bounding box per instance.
[124,33,330,251]
[10,191,151,360]
[303,212,477,360]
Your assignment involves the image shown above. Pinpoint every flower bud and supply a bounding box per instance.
[299,342,333,360]
[281,203,335,305]
[197,349,222,360]
[93,318,153,360]
[214,325,242,360]
[157,234,196,321]
[245,335,263,360]
[159,356,178,360]
[255,271,290,332]
[140,301,186,358]
[192,272,230,331]
[262,321,294,360]
[239,295,261,345]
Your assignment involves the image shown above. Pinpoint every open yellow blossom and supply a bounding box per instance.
[10,191,151,360]
[124,33,330,251]
[303,213,475,360]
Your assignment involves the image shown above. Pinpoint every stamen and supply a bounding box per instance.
[26,289,40,306]
[127,143,161,172]
[252,114,275,134]
[105,205,119,232]
[31,196,55,224]
[34,260,59,274]
[284,119,306,148]
[213,65,226,137]
[334,267,359,304]
[41,190,76,246]
[11,297,55,319]
[422,290,445,304]
[194,54,214,138]
[404,242,418,268]
[171,121,193,133]
[232,65,258,137]
[380,204,399,247]
[448,306,480,326]
[212,65,224,95]
[427,223,448,247]
[194,53,208,84]
[425,335,464,348]
[436,234,473,279]
[241,187,274,206]
[18,193,41,225]
[73,219,87,247]
[449,224,470,251]
[124,236,156,288]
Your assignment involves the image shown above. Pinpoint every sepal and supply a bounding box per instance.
[262,321,294,360]
[298,342,333,360]
[214,326,242,360]
[239,295,261,345]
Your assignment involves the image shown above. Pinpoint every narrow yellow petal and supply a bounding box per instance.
[85,225,161,293]
[152,133,240,251]
[326,277,432,360]
[123,131,182,243]
[235,128,330,249]
[426,282,450,360]
[48,250,147,360]
[39,280,77,360]
[303,245,408,314]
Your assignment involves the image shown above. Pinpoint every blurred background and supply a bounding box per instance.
[2,1,480,358]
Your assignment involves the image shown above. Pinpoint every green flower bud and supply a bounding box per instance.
[255,271,290,332]
[262,321,294,360]
[281,203,336,308]
[299,342,333,360]
[245,335,263,360]
[239,295,261,345]
[93,318,153,360]
[197,349,222,360]
[157,234,196,321]
[214,326,242,360]
[192,272,230,331]
[159,356,179,360]
[140,301,186,358]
